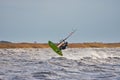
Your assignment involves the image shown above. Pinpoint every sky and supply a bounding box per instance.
[0,0,120,43]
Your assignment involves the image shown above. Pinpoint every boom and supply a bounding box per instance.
[57,29,76,47]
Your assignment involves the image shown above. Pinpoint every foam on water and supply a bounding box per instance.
[60,48,120,60]
[1,48,120,60]
[0,48,120,80]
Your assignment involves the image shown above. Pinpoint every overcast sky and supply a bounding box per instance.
[0,0,120,43]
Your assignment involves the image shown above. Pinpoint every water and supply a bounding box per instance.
[0,48,120,80]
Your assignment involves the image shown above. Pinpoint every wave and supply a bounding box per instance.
[0,48,120,80]
[0,48,120,60]
[63,48,120,60]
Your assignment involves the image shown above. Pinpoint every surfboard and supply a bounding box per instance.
[48,41,63,56]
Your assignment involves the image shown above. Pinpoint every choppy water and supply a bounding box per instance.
[0,48,120,80]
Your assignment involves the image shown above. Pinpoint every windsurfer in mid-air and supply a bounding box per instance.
[48,29,76,56]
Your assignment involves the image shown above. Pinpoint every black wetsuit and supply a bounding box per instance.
[59,42,68,50]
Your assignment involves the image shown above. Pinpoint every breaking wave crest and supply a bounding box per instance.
[63,48,120,60]
[0,48,120,60]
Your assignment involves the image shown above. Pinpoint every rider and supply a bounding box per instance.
[57,41,68,50]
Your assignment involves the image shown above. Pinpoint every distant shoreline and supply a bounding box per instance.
[0,42,120,48]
